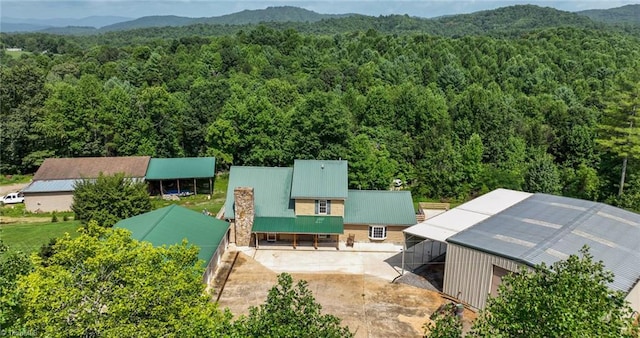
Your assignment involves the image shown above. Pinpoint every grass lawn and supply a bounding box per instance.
[0,220,82,255]
[5,50,31,59]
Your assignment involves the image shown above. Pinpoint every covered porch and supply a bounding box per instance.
[252,215,344,250]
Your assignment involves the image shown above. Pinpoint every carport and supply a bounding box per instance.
[402,189,533,273]
[145,157,216,197]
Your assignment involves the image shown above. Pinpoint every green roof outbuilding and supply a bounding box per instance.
[291,160,348,199]
[146,157,216,180]
[115,205,229,263]
[344,190,416,225]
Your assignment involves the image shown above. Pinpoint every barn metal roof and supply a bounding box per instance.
[33,156,150,180]
[146,157,216,180]
[404,189,533,242]
[224,166,295,219]
[290,160,348,199]
[344,190,416,225]
[115,205,229,263]
[447,193,640,293]
[22,179,80,193]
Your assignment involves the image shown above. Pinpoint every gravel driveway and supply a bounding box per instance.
[215,248,476,337]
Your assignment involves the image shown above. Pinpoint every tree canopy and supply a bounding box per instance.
[71,173,152,227]
[1,11,640,210]
[15,223,229,337]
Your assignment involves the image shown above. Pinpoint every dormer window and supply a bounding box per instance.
[316,199,330,215]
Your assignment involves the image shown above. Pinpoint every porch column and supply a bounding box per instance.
[293,234,297,249]
[177,180,180,194]
[336,235,339,250]
[314,234,318,250]
[209,178,213,197]
[194,178,197,195]
[160,180,164,197]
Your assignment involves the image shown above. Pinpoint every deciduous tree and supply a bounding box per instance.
[71,173,151,227]
[17,224,229,337]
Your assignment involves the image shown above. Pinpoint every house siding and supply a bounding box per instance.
[340,224,406,244]
[625,280,640,313]
[443,244,526,310]
[295,199,344,217]
[24,192,74,212]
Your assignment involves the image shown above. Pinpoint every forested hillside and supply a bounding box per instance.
[1,8,639,210]
[578,4,640,25]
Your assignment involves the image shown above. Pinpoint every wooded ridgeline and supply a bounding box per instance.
[1,14,639,210]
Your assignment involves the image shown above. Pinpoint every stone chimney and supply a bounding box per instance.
[233,187,254,246]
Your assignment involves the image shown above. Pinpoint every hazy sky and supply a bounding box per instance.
[2,0,639,19]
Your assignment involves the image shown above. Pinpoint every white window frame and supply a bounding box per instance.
[368,225,387,240]
[318,199,328,215]
[266,233,277,242]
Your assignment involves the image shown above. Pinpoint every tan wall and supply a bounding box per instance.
[295,199,344,216]
[625,280,640,313]
[24,192,74,212]
[339,224,406,244]
[443,244,527,310]
[204,229,229,285]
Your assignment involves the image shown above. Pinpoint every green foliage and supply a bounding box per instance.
[16,223,229,336]
[0,174,32,185]
[424,303,463,338]
[469,246,639,338]
[524,150,562,194]
[0,240,32,329]
[50,211,58,223]
[231,273,353,337]
[71,173,151,227]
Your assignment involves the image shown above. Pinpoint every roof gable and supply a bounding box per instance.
[33,156,151,180]
[224,166,294,219]
[146,157,216,180]
[447,192,640,293]
[115,205,229,262]
[344,190,416,225]
[290,160,348,199]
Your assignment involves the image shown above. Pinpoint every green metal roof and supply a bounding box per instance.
[344,190,416,225]
[145,157,216,180]
[290,160,348,199]
[115,205,229,263]
[224,166,295,219]
[253,216,344,234]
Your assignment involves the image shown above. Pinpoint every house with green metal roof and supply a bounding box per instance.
[145,157,216,197]
[224,160,416,249]
[115,204,230,284]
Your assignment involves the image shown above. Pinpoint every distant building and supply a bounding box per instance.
[22,156,216,212]
[22,156,150,212]
[5,48,22,52]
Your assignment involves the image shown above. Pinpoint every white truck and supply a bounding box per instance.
[1,192,24,205]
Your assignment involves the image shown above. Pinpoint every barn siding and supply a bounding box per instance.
[24,192,74,212]
[443,244,525,310]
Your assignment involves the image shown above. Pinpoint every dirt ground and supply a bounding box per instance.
[215,251,476,337]
[0,183,28,196]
